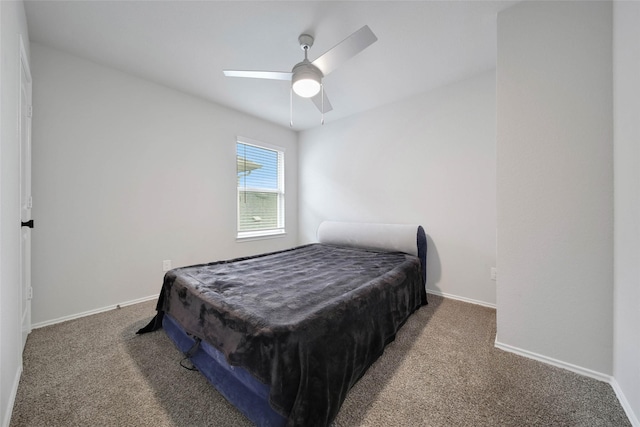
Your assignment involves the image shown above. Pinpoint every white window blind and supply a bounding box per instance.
[237,139,285,239]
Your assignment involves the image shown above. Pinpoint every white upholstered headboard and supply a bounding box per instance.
[316,221,427,285]
[317,221,418,255]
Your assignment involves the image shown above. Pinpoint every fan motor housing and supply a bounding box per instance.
[291,60,322,78]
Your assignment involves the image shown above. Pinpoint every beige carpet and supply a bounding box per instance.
[10,295,630,426]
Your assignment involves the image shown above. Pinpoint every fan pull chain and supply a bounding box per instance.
[321,84,325,125]
[289,86,293,128]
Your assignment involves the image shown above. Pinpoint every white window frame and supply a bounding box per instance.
[236,137,285,240]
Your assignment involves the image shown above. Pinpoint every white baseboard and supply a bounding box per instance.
[610,377,640,427]
[31,294,159,330]
[494,339,612,383]
[2,364,23,427]
[495,339,639,426]
[426,289,496,309]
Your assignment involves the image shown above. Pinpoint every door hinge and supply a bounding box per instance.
[28,196,33,209]
[27,105,33,118]
[27,287,33,300]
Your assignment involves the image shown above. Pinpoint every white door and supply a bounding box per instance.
[19,39,33,350]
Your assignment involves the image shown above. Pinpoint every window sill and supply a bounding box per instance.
[236,230,286,242]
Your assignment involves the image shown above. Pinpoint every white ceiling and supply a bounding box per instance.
[24,0,516,131]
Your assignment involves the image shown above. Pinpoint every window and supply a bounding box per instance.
[237,138,285,239]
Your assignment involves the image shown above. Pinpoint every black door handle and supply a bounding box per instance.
[21,219,34,229]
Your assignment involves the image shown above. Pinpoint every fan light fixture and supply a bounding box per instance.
[291,63,322,98]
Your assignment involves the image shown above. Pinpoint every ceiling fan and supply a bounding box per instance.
[223,25,377,125]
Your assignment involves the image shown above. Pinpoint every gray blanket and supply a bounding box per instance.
[148,243,426,426]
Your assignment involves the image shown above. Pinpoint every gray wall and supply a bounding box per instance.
[30,43,298,326]
[496,1,613,375]
[299,71,497,307]
[613,1,640,424]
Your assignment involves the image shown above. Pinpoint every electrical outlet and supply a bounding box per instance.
[162,260,172,272]
[490,267,497,281]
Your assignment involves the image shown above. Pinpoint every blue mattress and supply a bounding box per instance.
[163,313,287,426]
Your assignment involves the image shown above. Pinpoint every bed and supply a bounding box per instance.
[138,221,427,426]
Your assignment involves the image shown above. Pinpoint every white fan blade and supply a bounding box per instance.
[310,89,333,113]
[312,25,377,76]
[223,70,292,81]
